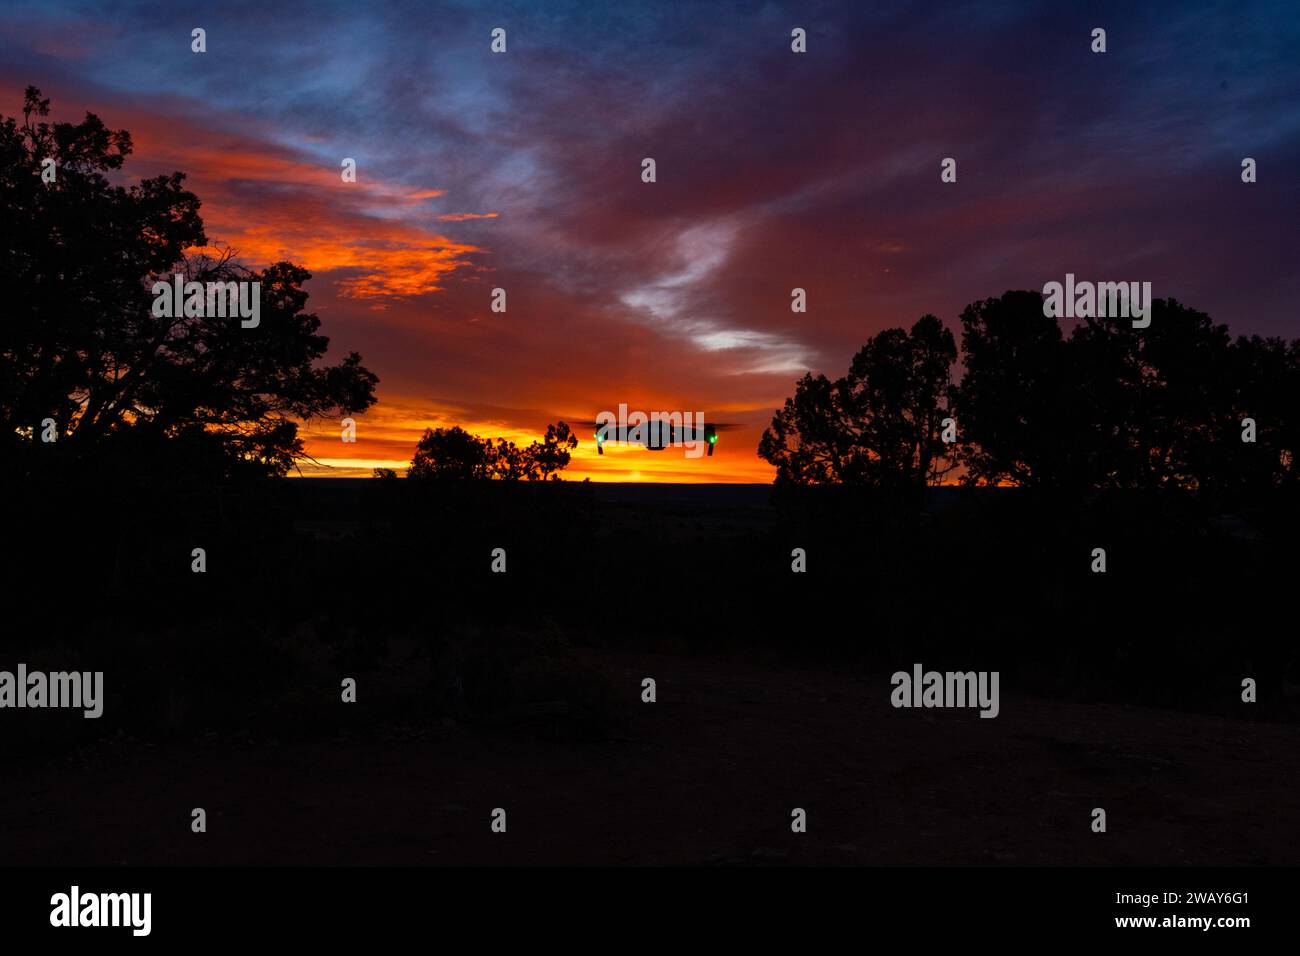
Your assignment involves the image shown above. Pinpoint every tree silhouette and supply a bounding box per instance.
[1068,298,1237,491]
[759,315,956,489]
[842,314,957,489]
[1230,334,1300,493]
[409,422,577,481]
[756,372,850,484]
[410,426,495,480]
[1,87,377,477]
[953,290,1077,489]
[527,421,580,480]
[768,288,1299,499]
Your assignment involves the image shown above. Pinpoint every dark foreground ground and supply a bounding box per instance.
[4,478,1297,866]
[5,647,1296,866]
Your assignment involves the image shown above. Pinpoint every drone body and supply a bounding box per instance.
[571,406,737,458]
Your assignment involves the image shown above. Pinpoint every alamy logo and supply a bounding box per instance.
[1042,273,1151,328]
[0,664,103,718]
[595,404,711,458]
[50,886,151,936]
[151,274,261,328]
[891,664,1000,718]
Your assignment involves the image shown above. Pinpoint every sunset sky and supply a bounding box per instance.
[3,0,1299,480]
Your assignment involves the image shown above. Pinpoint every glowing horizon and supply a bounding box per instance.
[294,401,776,482]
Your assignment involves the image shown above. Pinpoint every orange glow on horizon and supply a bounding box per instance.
[295,398,776,482]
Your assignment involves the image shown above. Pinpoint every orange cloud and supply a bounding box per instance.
[124,115,481,300]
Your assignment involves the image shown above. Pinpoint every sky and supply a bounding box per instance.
[3,0,1299,480]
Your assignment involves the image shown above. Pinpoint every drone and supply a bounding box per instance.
[565,410,740,457]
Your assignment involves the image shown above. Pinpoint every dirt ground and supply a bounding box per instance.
[3,648,1297,865]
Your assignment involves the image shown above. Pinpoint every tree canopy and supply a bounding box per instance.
[762,290,1299,499]
[759,315,956,490]
[1,87,378,478]
[408,422,578,481]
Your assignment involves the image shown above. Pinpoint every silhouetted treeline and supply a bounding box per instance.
[760,293,1300,508]
[407,422,578,480]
